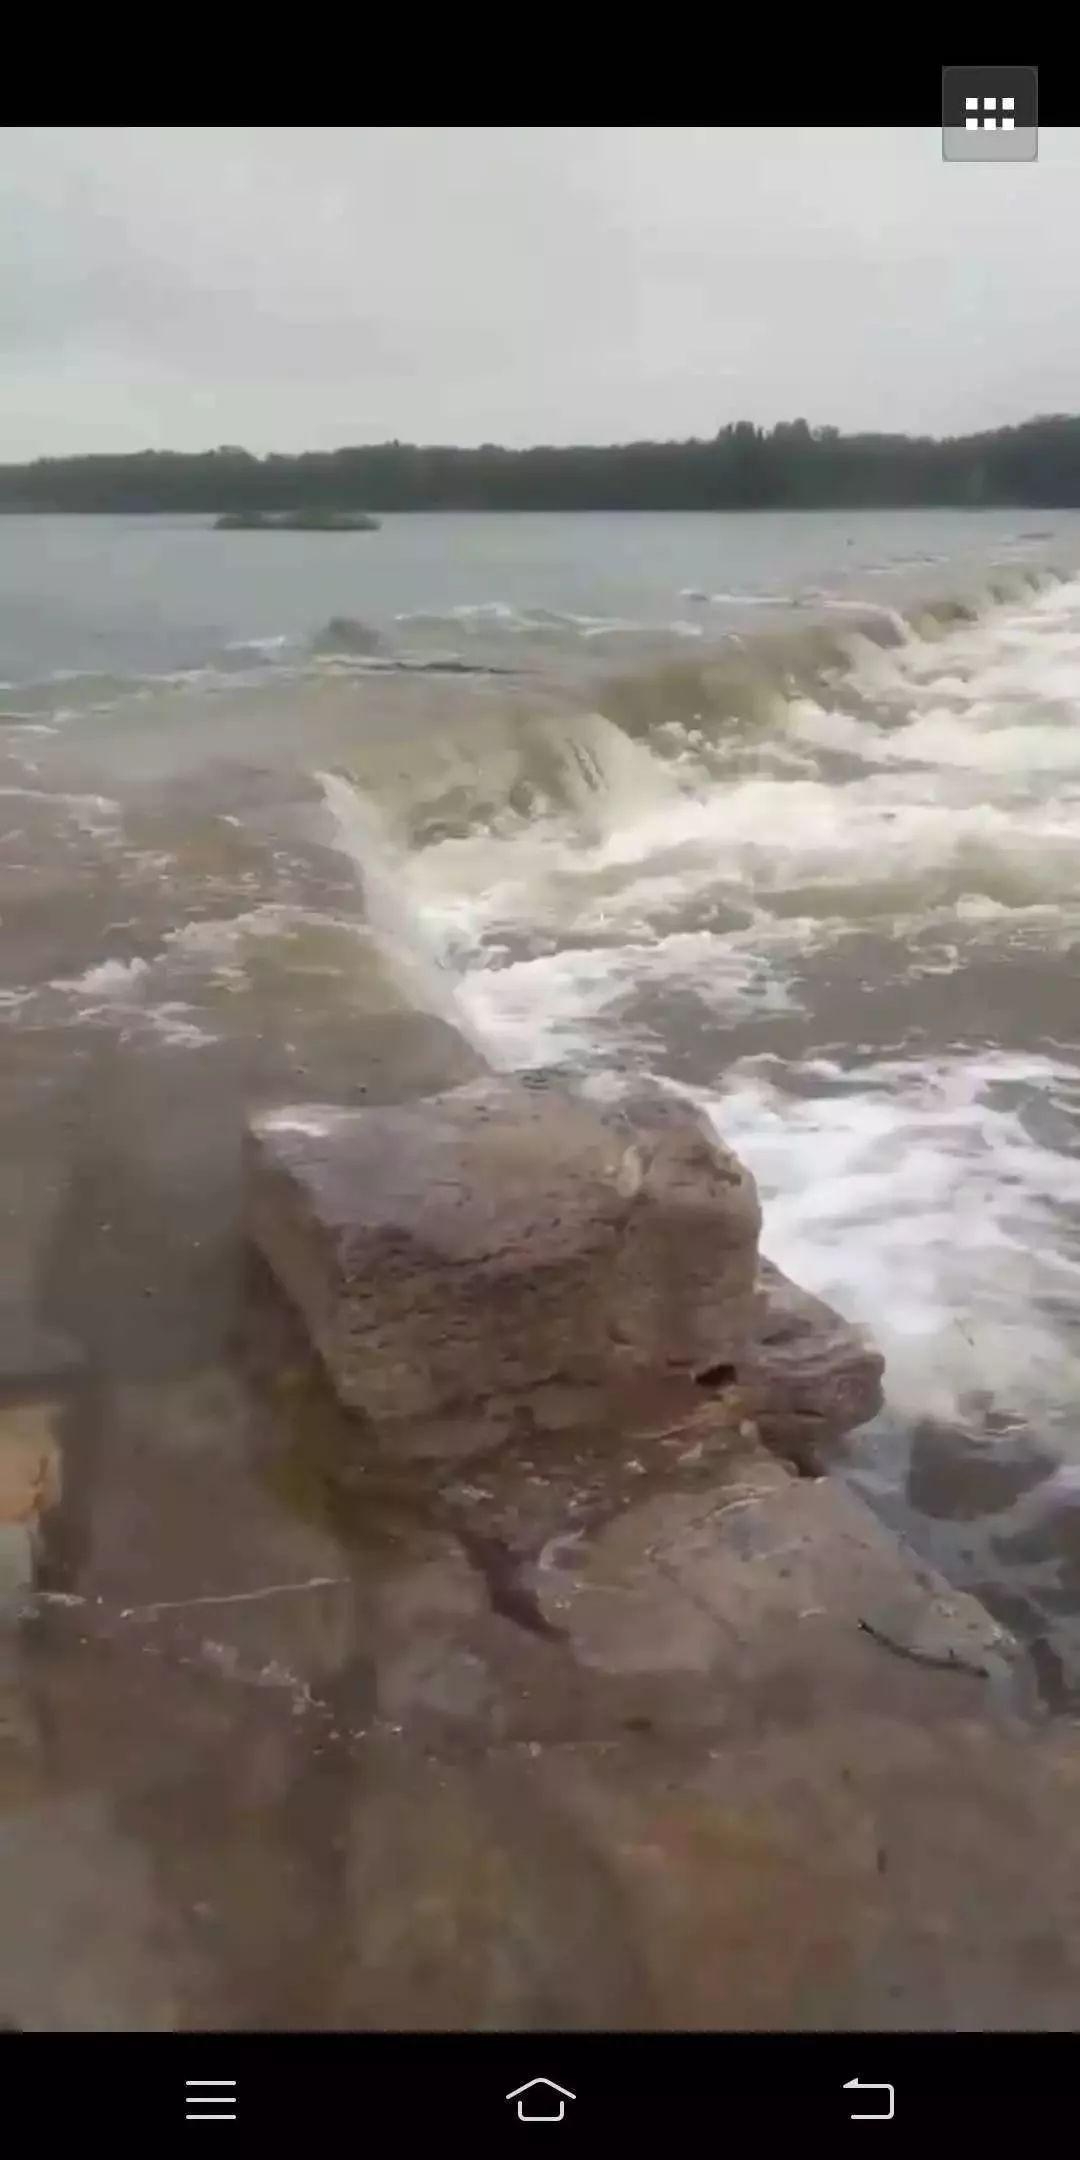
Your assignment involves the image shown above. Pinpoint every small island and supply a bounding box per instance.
[214,508,380,532]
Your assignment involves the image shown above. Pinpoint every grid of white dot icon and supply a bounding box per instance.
[965,96,1015,130]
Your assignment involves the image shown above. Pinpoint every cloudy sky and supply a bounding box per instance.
[1,126,1078,458]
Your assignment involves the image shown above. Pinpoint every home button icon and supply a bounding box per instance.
[506,2077,577,2123]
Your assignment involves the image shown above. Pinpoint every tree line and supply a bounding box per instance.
[4,414,1080,513]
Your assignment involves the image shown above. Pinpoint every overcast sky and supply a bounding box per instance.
[1,126,1078,459]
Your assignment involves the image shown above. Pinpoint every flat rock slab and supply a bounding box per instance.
[541,1454,1013,1689]
[7,1354,1080,2033]
[247,1078,761,1427]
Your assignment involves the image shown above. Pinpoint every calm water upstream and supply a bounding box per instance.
[3,508,1080,2025]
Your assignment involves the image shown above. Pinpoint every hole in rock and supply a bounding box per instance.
[694,1362,737,1390]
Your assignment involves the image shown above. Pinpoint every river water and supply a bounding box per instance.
[3,508,1080,2023]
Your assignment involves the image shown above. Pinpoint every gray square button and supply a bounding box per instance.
[942,65,1037,161]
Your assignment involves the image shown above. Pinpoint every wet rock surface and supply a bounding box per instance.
[5,1376,1080,2032]
[246,1078,762,1427]
[1,1000,1079,2033]
[907,1410,1058,1521]
[246,1078,884,1487]
[742,1258,885,1472]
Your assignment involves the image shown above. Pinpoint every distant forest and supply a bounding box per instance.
[4,415,1080,513]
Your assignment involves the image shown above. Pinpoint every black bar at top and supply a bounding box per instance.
[636,63,1065,122]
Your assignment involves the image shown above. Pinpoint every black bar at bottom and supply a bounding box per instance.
[4,2031,1077,2137]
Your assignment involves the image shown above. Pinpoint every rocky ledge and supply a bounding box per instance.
[11,1079,1080,2034]
[245,1075,883,1466]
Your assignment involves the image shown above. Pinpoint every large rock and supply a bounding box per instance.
[246,1077,761,1429]
[740,1258,884,1470]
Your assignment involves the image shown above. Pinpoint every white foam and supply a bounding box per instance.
[20,971,217,1049]
[143,1003,217,1049]
[257,1109,341,1138]
[709,591,790,607]
[457,929,796,1072]
[422,777,1080,962]
[793,696,1080,775]
[162,902,374,986]
[316,771,486,1047]
[54,956,151,998]
[0,787,119,816]
[409,578,1080,940]
[166,906,307,964]
[690,1051,1080,1428]
[224,633,291,654]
